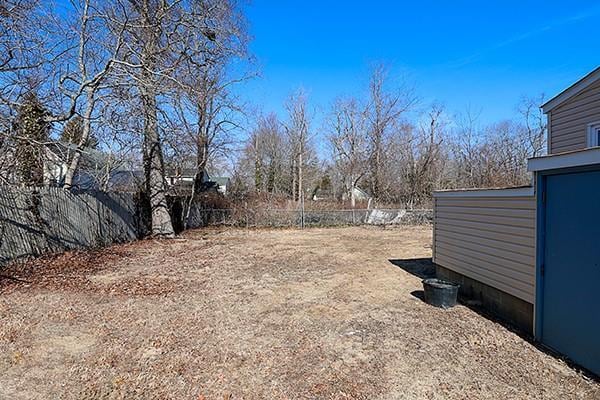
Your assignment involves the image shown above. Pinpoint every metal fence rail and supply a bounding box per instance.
[187,207,433,228]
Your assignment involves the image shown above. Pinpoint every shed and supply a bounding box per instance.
[432,67,600,376]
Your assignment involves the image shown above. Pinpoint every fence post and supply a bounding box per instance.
[364,198,372,224]
[300,192,305,229]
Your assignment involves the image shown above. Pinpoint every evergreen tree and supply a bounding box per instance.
[60,116,98,149]
[13,93,50,186]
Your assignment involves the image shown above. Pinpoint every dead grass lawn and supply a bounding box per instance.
[0,226,598,399]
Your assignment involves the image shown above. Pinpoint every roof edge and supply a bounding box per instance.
[433,186,534,198]
[542,66,600,114]
[527,147,600,172]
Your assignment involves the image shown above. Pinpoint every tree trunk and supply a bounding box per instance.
[193,129,208,195]
[142,85,174,238]
[64,89,94,190]
[138,0,174,238]
[350,174,356,208]
[297,149,303,204]
[370,131,382,200]
[254,136,262,192]
[291,158,296,201]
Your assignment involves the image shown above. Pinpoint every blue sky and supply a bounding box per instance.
[241,1,600,126]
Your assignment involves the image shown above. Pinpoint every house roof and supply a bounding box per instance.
[166,168,199,177]
[212,176,230,186]
[541,66,600,113]
[46,141,131,172]
[352,186,369,197]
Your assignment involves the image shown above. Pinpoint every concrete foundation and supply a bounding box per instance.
[436,264,534,334]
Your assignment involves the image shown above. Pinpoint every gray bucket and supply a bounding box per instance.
[422,278,459,309]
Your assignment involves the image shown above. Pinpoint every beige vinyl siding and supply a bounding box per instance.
[433,193,536,304]
[549,78,600,154]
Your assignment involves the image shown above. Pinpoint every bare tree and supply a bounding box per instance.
[404,104,447,205]
[450,107,483,188]
[60,0,127,189]
[365,64,418,201]
[284,90,314,204]
[107,1,196,237]
[126,1,177,236]
[158,0,250,188]
[170,68,251,197]
[449,112,533,189]
[518,94,547,158]
[327,97,368,207]
[0,1,43,72]
[107,0,251,236]
[247,114,286,194]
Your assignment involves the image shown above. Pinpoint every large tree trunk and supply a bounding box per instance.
[63,89,94,190]
[142,85,174,237]
[193,142,208,195]
[138,0,174,238]
[193,110,209,195]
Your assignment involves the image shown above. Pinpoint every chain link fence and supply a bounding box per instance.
[186,207,433,229]
[0,184,432,268]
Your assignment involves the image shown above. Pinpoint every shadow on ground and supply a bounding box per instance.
[389,257,532,333]
[388,257,433,303]
[387,257,600,383]
[388,258,435,280]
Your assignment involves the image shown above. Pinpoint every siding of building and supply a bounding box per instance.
[433,190,536,304]
[549,78,600,154]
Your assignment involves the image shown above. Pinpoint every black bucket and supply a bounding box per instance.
[422,278,459,309]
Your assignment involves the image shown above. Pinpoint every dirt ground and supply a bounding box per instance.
[0,226,598,399]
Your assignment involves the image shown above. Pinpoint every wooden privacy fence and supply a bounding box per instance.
[0,187,141,267]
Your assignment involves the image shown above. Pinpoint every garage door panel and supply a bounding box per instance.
[542,170,600,376]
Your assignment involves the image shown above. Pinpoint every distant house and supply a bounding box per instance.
[44,143,230,196]
[165,168,210,192]
[44,141,139,191]
[164,168,229,196]
[312,186,370,203]
[341,186,370,202]
[212,176,230,195]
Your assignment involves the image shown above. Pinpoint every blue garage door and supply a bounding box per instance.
[542,170,600,376]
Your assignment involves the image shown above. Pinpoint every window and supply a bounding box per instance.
[587,122,600,147]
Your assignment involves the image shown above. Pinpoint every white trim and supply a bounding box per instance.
[587,122,600,147]
[542,67,600,113]
[527,147,600,172]
[433,186,534,198]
